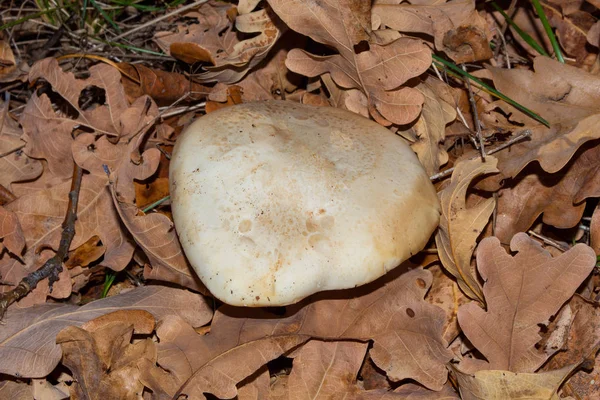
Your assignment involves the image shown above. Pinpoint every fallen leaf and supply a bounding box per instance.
[494,142,600,243]
[435,156,499,302]
[453,364,577,400]
[269,0,431,125]
[372,0,473,55]
[0,174,134,304]
[480,57,600,184]
[112,198,205,293]
[400,78,456,175]
[0,286,212,378]
[0,380,31,400]
[57,318,156,400]
[542,1,598,67]
[118,63,210,106]
[542,295,600,399]
[228,266,453,390]
[155,2,283,84]
[286,340,369,397]
[458,233,596,372]
[0,206,24,258]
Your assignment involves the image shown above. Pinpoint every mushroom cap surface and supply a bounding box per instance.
[170,101,440,306]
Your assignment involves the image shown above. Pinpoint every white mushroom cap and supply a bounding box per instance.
[170,101,440,306]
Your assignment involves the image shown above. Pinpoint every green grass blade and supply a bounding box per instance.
[490,1,549,57]
[102,271,117,298]
[89,0,122,33]
[0,8,56,31]
[530,0,564,63]
[432,54,550,127]
[142,195,171,213]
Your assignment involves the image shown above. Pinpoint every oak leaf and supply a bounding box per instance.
[268,0,431,125]
[495,142,600,243]
[0,207,24,258]
[155,2,282,84]
[57,311,156,400]
[453,364,578,400]
[481,57,600,184]
[373,0,493,63]
[458,234,596,373]
[399,78,456,175]
[435,156,499,302]
[0,286,211,378]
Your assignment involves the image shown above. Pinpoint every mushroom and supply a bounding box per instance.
[169,101,440,306]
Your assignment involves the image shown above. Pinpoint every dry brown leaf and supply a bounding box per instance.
[542,296,600,399]
[0,206,24,258]
[426,264,469,343]
[21,58,158,180]
[118,63,210,106]
[542,1,598,67]
[112,198,204,292]
[31,377,70,400]
[0,99,43,189]
[453,364,577,400]
[0,380,31,400]
[269,0,431,125]
[138,267,451,395]
[458,234,596,373]
[0,174,134,303]
[138,314,309,399]
[400,78,456,175]
[435,156,498,302]
[0,36,28,83]
[155,2,283,84]
[481,57,600,184]
[495,142,600,243]
[230,267,452,390]
[373,0,493,63]
[0,286,211,378]
[286,340,369,397]
[57,317,156,400]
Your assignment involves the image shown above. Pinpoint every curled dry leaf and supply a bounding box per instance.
[452,364,578,400]
[0,286,212,378]
[268,0,431,125]
[542,296,600,399]
[0,380,31,400]
[399,78,456,175]
[0,206,24,258]
[435,156,499,302]
[0,36,28,83]
[0,99,42,190]
[155,2,282,84]
[117,63,210,106]
[373,0,493,63]
[458,234,596,373]
[495,142,600,243]
[113,198,205,292]
[57,315,156,400]
[481,57,600,184]
[541,1,598,67]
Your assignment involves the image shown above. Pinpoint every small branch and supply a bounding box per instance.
[0,164,84,319]
[462,64,486,161]
[430,129,531,181]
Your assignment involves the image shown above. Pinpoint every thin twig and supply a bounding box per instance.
[430,129,531,181]
[89,0,209,52]
[462,64,486,161]
[0,164,84,319]
[528,230,569,252]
